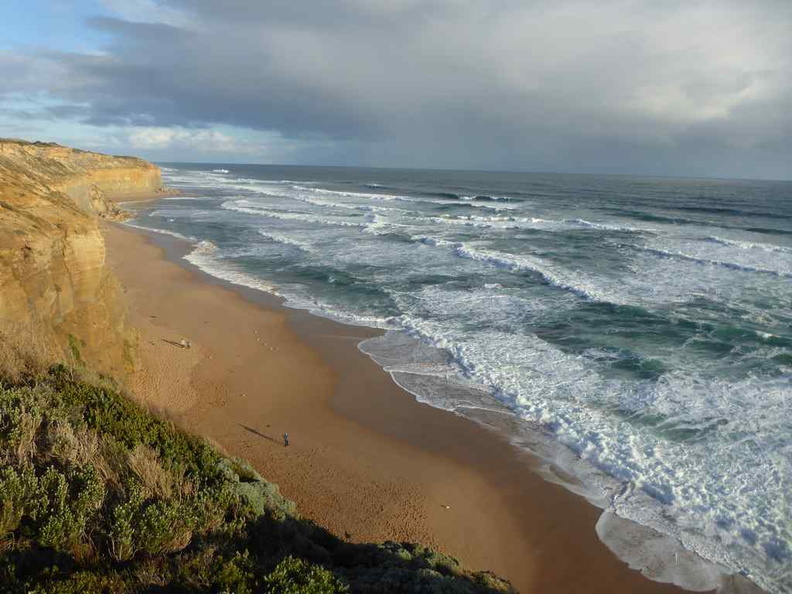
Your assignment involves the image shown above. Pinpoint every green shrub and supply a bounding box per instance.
[227,457,262,483]
[66,335,83,365]
[28,570,129,594]
[265,556,348,594]
[52,370,224,486]
[214,551,255,594]
[135,499,194,555]
[32,466,104,558]
[0,389,42,463]
[107,483,144,562]
[0,465,36,536]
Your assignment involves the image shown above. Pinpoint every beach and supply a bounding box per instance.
[6,2,791,591]
[103,213,686,594]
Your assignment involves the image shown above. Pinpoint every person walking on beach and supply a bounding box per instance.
[283,432,289,447]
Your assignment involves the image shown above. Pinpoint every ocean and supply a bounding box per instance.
[129,164,791,592]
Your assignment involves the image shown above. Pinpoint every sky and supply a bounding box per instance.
[1,0,791,179]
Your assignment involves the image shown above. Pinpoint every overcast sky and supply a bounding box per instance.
[2,0,791,178]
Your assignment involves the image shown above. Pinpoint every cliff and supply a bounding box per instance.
[0,139,163,377]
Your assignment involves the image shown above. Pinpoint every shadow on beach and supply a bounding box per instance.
[238,422,281,445]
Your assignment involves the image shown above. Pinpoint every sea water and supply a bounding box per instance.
[132,165,791,592]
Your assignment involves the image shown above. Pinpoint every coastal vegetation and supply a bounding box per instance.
[0,339,513,593]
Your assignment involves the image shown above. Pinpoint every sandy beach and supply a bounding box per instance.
[103,217,686,594]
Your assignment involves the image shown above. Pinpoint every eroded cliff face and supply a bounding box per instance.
[0,139,162,377]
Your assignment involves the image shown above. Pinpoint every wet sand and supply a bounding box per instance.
[103,220,685,594]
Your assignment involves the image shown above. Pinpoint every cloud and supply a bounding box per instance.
[126,127,269,155]
[3,0,792,176]
[98,0,191,27]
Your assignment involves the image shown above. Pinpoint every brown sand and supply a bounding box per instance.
[103,221,685,594]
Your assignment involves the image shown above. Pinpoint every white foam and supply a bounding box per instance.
[458,194,516,203]
[361,214,394,235]
[430,214,562,230]
[278,291,392,329]
[122,222,195,242]
[221,200,368,228]
[287,193,366,210]
[414,236,632,304]
[293,185,400,201]
[233,178,312,186]
[458,194,515,202]
[257,230,314,252]
[292,186,517,211]
[596,512,731,591]
[184,240,278,295]
[706,235,792,254]
[460,201,518,211]
[568,218,657,233]
[633,245,792,278]
[285,191,409,217]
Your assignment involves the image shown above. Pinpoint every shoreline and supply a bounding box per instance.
[103,218,690,593]
[113,188,181,203]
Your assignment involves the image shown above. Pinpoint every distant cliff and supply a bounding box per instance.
[0,139,161,216]
[0,139,163,377]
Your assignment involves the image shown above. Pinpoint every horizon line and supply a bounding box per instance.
[153,159,792,185]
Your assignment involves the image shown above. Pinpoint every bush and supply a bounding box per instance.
[0,389,43,463]
[51,368,225,487]
[136,499,194,555]
[27,570,129,594]
[29,465,103,561]
[66,335,83,366]
[107,483,144,562]
[265,556,348,594]
[214,551,255,594]
[0,466,36,536]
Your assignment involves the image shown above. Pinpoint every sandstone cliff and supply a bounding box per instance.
[0,139,163,377]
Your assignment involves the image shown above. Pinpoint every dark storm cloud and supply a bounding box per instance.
[52,15,380,137]
[4,0,792,176]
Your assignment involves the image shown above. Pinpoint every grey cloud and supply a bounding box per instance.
[46,17,380,137]
[5,0,792,177]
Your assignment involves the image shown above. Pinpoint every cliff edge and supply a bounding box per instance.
[0,139,163,377]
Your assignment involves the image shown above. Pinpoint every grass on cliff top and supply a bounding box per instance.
[0,357,514,593]
[0,138,61,147]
